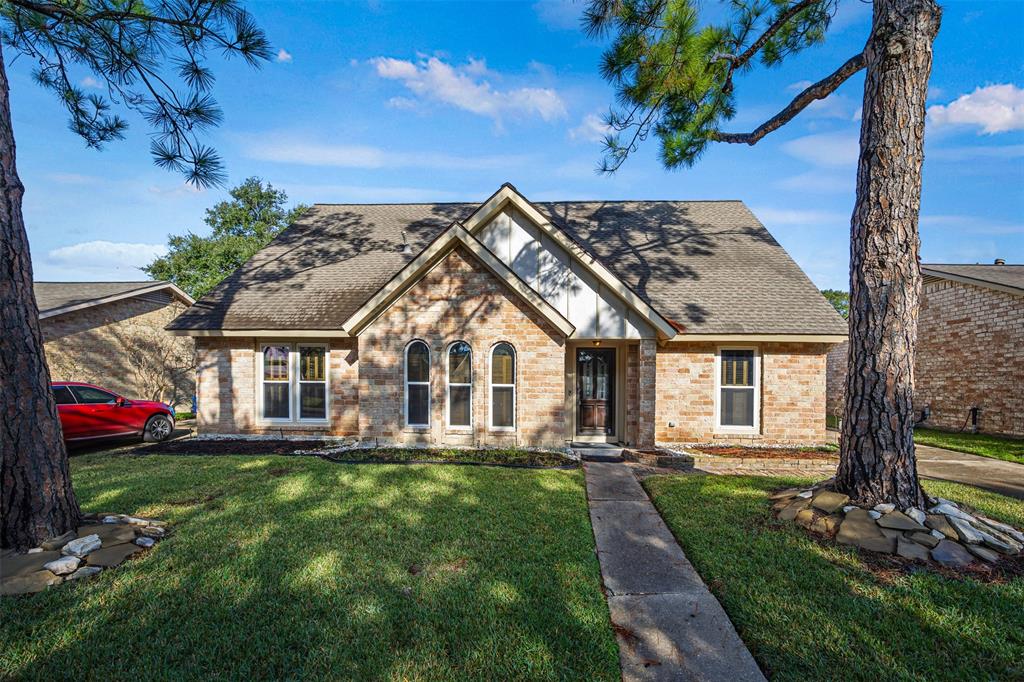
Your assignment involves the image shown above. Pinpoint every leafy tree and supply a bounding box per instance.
[587,0,941,507]
[821,289,849,319]
[0,1,270,550]
[146,178,308,299]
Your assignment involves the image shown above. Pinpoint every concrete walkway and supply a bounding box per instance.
[584,461,766,682]
[917,444,1024,500]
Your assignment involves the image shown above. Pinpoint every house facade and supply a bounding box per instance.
[36,281,196,409]
[169,184,845,448]
[826,261,1024,437]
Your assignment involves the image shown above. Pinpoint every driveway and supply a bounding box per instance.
[916,445,1024,500]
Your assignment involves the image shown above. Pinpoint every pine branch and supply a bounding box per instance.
[713,51,865,145]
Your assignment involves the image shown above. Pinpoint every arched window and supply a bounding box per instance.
[405,341,430,427]
[447,341,472,428]
[490,342,516,429]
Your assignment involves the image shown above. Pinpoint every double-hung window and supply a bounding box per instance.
[447,341,472,428]
[260,343,329,422]
[405,341,430,428]
[490,342,516,430]
[717,348,759,432]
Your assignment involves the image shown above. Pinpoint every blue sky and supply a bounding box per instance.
[9,0,1023,289]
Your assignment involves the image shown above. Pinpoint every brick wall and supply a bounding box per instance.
[625,344,638,446]
[359,245,567,448]
[825,341,847,420]
[195,337,358,436]
[916,280,1024,436]
[41,296,194,408]
[825,280,1024,437]
[655,341,828,445]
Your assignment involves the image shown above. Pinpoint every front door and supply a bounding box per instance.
[576,348,615,436]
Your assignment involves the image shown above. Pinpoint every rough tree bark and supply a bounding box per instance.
[0,45,81,550]
[836,0,942,509]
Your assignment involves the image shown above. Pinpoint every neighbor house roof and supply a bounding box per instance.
[921,263,1024,296]
[35,281,194,319]
[167,185,846,338]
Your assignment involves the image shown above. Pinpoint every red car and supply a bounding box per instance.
[51,382,176,444]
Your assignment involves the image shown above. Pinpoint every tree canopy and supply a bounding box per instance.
[145,178,307,299]
[821,289,849,319]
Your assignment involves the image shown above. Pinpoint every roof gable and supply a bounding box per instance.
[922,264,1024,296]
[35,281,194,319]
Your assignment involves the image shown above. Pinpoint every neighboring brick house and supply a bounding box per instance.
[36,281,196,409]
[168,184,846,447]
[826,261,1024,437]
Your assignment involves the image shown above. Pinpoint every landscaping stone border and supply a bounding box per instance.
[623,447,837,474]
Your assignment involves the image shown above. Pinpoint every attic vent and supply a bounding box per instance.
[400,231,411,255]
[994,258,1005,266]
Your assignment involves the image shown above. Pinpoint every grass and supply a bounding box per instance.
[1,453,619,681]
[644,475,1024,681]
[174,411,195,420]
[914,427,1024,465]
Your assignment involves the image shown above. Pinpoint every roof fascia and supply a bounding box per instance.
[920,267,1023,297]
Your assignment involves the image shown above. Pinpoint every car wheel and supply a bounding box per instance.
[144,414,173,442]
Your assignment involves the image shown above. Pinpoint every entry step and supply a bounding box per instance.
[572,443,625,462]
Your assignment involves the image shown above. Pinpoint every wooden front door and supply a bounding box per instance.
[577,348,615,436]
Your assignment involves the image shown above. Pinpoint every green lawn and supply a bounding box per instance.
[645,475,1024,682]
[1,453,619,681]
[915,427,1024,465]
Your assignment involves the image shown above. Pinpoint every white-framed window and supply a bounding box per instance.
[490,342,516,430]
[405,340,431,428]
[447,341,472,428]
[714,347,760,433]
[259,343,330,423]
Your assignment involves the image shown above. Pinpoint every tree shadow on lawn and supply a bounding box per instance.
[1,456,620,681]
[643,474,1024,682]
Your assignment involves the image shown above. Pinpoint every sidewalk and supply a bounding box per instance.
[584,461,766,682]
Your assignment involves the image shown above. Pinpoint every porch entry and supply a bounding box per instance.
[576,348,615,437]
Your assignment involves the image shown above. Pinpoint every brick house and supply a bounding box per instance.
[36,281,196,409]
[826,261,1024,437]
[168,184,846,448]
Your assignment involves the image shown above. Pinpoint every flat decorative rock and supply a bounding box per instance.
[62,534,102,557]
[877,511,927,532]
[948,517,985,544]
[909,531,940,549]
[86,543,143,568]
[141,526,166,538]
[40,531,77,551]
[966,544,1000,563]
[43,555,81,575]
[929,502,974,522]
[931,539,974,569]
[0,570,61,595]
[77,523,136,545]
[976,516,1024,544]
[134,536,155,548]
[925,514,957,538]
[810,514,841,535]
[880,528,904,539]
[811,491,850,514]
[842,505,856,513]
[0,550,60,578]
[873,503,896,514]
[67,566,103,580]
[905,507,926,525]
[868,510,882,519]
[837,509,885,548]
[897,538,931,561]
[779,498,810,522]
[796,490,813,499]
[102,515,121,524]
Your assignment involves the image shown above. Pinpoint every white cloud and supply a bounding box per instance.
[276,48,293,63]
[752,207,849,226]
[275,183,470,203]
[921,215,1024,236]
[243,137,531,171]
[45,241,167,276]
[369,56,567,124]
[147,182,204,197]
[774,171,852,194]
[927,84,1024,134]
[80,76,101,89]
[386,96,417,110]
[533,0,583,30]
[781,131,859,168]
[569,113,611,142]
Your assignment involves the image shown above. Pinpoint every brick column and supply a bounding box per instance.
[637,339,657,448]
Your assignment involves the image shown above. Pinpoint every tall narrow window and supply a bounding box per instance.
[406,341,430,427]
[719,349,757,429]
[299,345,327,420]
[262,345,291,419]
[447,341,472,427]
[490,342,516,429]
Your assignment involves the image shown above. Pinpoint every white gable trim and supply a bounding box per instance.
[342,222,576,337]
[921,267,1024,297]
[39,282,195,320]
[462,184,678,339]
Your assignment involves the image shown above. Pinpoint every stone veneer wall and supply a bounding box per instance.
[825,280,1024,437]
[916,280,1023,436]
[358,245,567,448]
[195,337,358,436]
[654,341,829,445]
[41,295,194,408]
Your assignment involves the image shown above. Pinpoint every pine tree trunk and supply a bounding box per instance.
[0,46,81,550]
[836,0,942,509]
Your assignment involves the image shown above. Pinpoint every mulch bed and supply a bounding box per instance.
[694,446,838,460]
[137,438,328,456]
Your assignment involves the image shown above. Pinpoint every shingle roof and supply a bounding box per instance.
[921,263,1024,294]
[167,198,846,336]
[34,281,190,317]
